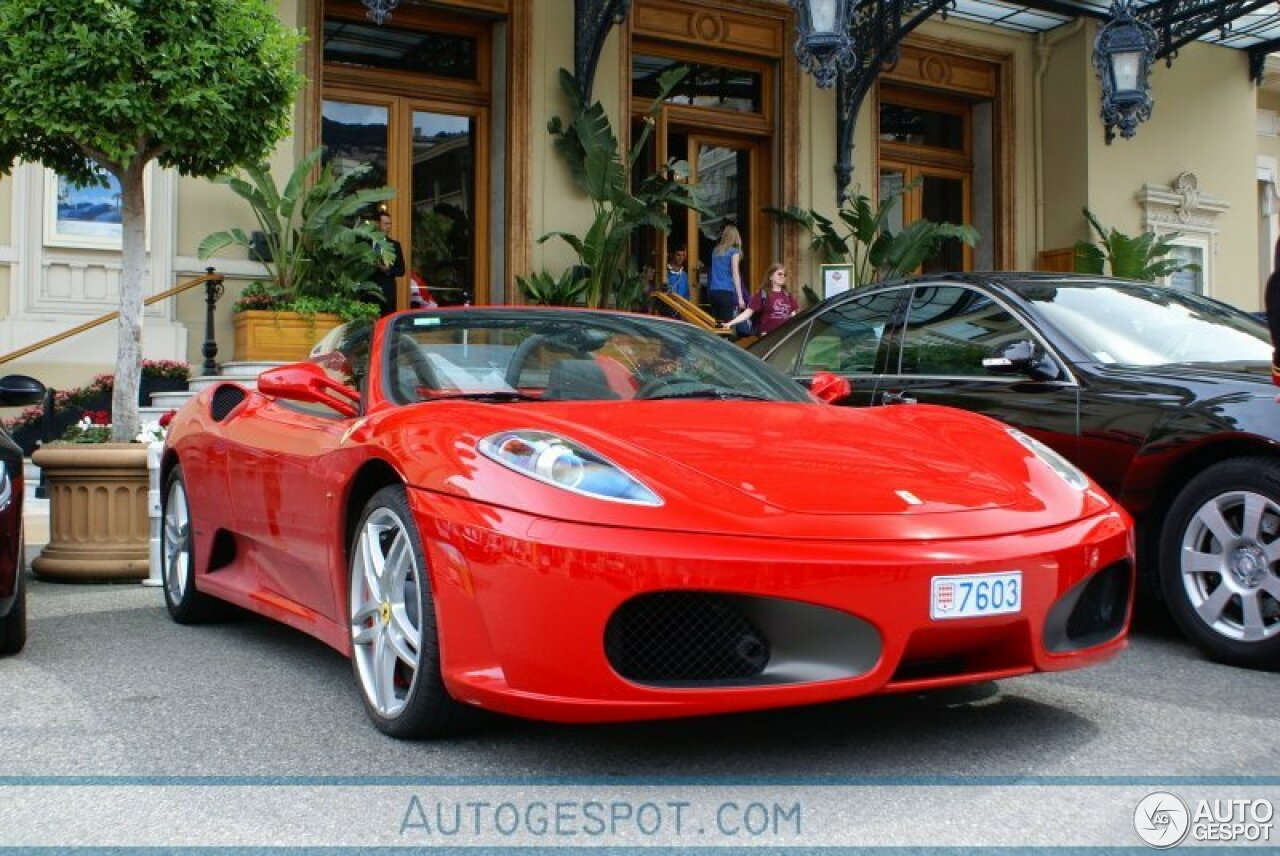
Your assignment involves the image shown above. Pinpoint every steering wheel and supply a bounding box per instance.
[634,373,704,400]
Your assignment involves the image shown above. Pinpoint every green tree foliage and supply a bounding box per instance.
[767,179,978,288]
[198,148,396,320]
[0,0,303,440]
[540,68,708,310]
[1073,208,1198,281]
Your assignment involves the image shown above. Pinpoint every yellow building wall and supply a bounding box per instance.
[527,0,604,281]
[1039,22,1091,254]
[1085,34,1258,307]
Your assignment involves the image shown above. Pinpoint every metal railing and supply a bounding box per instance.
[0,267,226,375]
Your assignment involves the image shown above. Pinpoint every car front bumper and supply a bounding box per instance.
[412,489,1134,723]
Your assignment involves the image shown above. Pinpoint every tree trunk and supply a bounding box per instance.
[111,162,147,442]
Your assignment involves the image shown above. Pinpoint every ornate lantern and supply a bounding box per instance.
[361,0,401,26]
[1093,0,1159,142]
[790,0,856,89]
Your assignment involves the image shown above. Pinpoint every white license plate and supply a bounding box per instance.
[931,571,1022,620]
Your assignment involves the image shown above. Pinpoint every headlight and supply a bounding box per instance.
[1007,428,1089,490]
[478,430,663,506]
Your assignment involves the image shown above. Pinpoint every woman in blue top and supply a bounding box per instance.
[707,224,745,324]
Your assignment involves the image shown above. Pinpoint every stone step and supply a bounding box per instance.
[148,390,194,410]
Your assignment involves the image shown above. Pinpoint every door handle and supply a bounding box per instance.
[881,390,917,405]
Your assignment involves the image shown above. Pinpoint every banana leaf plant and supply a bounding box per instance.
[199,146,396,308]
[1073,208,1199,282]
[515,269,591,306]
[766,179,978,287]
[541,67,709,309]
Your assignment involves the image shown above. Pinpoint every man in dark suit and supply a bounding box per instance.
[372,210,405,316]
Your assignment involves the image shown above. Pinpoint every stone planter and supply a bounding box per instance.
[139,376,189,406]
[233,310,344,362]
[31,443,150,582]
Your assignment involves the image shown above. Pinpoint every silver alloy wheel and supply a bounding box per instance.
[350,506,423,719]
[1180,489,1280,642]
[163,478,191,603]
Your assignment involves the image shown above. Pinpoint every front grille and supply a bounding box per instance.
[209,385,247,422]
[605,592,771,685]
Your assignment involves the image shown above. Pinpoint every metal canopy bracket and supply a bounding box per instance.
[822,0,1277,201]
[832,0,956,205]
[575,0,633,102]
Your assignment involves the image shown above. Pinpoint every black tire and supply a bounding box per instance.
[161,465,219,624]
[1159,457,1280,669]
[348,485,480,738]
[0,553,26,656]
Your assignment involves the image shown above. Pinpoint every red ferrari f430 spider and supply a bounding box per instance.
[161,308,1134,737]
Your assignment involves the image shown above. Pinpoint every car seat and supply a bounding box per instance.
[545,359,620,401]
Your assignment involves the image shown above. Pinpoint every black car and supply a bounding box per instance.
[751,273,1280,669]
[0,375,48,655]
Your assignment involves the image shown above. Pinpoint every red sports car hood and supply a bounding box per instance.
[527,401,1020,515]
[373,399,1112,540]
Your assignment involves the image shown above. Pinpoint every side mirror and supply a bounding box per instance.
[0,374,46,407]
[258,362,360,418]
[982,340,1060,382]
[810,371,852,404]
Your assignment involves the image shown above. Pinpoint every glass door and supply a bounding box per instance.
[323,95,486,308]
[878,85,974,274]
[687,134,762,304]
[408,107,478,306]
[879,164,972,273]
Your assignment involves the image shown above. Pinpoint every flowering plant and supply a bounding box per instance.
[142,359,190,381]
[58,409,175,445]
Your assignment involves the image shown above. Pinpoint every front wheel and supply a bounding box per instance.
[1159,458,1280,669]
[348,485,477,738]
[162,466,219,624]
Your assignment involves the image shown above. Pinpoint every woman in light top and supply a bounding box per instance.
[706,224,745,324]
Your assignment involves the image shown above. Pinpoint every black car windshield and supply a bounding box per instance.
[1021,283,1272,366]
[383,309,813,404]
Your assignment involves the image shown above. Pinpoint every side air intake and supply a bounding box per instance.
[209,385,247,422]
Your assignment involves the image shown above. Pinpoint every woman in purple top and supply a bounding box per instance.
[723,263,799,337]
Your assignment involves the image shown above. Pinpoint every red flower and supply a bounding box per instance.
[158,410,176,428]
[89,410,110,425]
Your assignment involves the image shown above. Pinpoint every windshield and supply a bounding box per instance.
[1020,283,1271,366]
[383,309,812,404]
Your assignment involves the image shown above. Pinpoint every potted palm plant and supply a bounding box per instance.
[199,147,396,361]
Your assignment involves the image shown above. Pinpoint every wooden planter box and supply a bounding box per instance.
[233,310,344,363]
[30,443,150,582]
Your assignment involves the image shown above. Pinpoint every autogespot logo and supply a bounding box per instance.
[1135,792,1191,849]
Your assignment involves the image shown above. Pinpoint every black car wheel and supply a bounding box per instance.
[162,466,219,623]
[1159,458,1280,669]
[348,485,479,738]
[0,549,26,656]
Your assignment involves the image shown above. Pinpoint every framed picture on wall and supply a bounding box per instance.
[43,163,151,250]
[822,263,853,299]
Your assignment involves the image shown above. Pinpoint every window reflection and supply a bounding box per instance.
[321,100,389,193]
[412,112,475,306]
[632,55,761,113]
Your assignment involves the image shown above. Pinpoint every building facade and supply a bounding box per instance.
[0,0,1274,390]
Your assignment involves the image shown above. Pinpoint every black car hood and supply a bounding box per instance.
[1091,361,1272,396]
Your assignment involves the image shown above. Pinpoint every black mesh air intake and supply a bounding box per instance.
[1045,561,1132,652]
[605,592,771,686]
[209,384,247,422]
